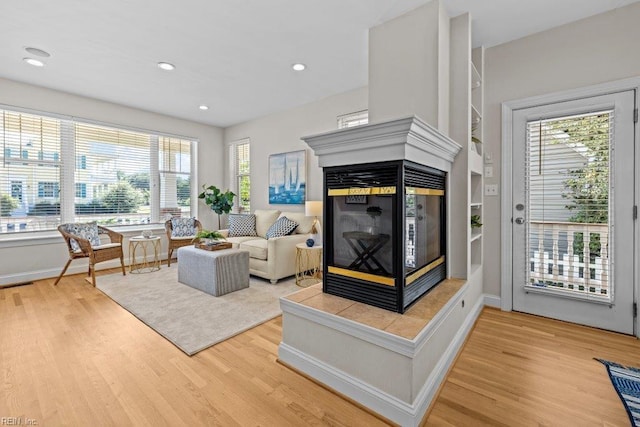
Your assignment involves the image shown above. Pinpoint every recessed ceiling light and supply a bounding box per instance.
[157,62,175,71]
[292,63,306,71]
[23,58,44,67]
[25,47,50,57]
[199,105,209,111]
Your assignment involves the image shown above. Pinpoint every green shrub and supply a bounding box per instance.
[102,182,142,213]
[0,194,18,216]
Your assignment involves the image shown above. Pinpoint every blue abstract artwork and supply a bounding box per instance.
[269,150,306,205]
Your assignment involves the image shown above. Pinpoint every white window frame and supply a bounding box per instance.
[0,104,198,238]
[337,110,369,129]
[228,138,250,214]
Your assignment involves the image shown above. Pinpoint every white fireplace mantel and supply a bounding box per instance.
[302,116,461,173]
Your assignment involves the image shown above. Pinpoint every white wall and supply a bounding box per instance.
[0,77,224,285]
[223,86,368,212]
[368,0,446,128]
[483,2,640,296]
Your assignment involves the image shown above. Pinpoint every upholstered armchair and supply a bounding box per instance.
[165,218,202,266]
[55,223,126,286]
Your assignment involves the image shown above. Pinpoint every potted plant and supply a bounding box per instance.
[198,185,236,229]
[471,214,482,229]
[193,229,225,245]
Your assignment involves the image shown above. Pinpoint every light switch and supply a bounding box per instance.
[485,152,493,164]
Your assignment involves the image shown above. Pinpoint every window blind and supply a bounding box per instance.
[0,106,197,235]
[74,122,151,224]
[229,140,250,213]
[526,110,612,297]
[337,110,369,129]
[159,136,192,219]
[1,110,62,232]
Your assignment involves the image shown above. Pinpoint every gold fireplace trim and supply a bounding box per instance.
[328,186,397,196]
[327,266,395,286]
[405,187,445,196]
[406,256,445,285]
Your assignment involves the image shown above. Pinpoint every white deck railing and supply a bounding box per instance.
[529,221,609,296]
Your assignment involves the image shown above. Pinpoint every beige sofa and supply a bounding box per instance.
[219,209,315,284]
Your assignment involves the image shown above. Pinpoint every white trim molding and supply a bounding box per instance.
[483,294,501,308]
[278,284,486,427]
[302,116,462,173]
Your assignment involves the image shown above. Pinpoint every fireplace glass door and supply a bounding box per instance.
[405,190,444,277]
[331,194,394,278]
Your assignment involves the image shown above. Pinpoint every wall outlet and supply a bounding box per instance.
[485,184,498,196]
[484,166,493,178]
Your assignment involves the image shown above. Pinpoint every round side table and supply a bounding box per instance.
[129,236,161,273]
[295,243,323,287]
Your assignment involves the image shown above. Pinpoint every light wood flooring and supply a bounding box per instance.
[1,271,638,426]
[425,308,639,426]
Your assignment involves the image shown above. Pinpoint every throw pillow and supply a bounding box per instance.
[265,216,298,239]
[228,214,257,237]
[67,222,101,251]
[171,217,196,237]
[254,209,281,238]
[279,212,315,234]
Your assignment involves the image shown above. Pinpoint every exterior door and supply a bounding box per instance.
[512,91,635,334]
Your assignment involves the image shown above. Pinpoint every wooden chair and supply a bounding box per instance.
[165,218,202,266]
[55,223,126,286]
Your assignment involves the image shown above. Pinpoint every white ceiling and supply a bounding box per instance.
[0,0,637,128]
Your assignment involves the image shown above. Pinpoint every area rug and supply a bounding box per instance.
[596,358,640,426]
[97,268,299,356]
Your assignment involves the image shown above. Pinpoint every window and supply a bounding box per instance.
[0,106,196,234]
[75,123,153,223]
[337,110,369,129]
[37,182,59,198]
[159,136,192,219]
[75,183,87,198]
[1,111,62,229]
[76,154,86,170]
[10,181,22,201]
[228,139,250,213]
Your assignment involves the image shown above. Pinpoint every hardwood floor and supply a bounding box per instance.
[0,271,387,426]
[425,308,639,426]
[1,272,638,426]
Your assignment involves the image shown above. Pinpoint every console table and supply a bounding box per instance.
[342,231,390,275]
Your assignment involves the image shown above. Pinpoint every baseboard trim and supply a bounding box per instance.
[483,294,501,308]
[278,292,485,427]
[0,255,166,286]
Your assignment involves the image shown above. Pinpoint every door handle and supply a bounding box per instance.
[515,217,525,225]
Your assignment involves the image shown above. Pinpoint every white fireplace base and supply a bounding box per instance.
[278,268,484,426]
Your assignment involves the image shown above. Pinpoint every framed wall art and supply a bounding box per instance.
[269,150,306,204]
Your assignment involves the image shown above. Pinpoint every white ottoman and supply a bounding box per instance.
[177,246,250,296]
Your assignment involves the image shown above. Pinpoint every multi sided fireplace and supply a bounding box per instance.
[324,160,446,313]
[303,116,461,314]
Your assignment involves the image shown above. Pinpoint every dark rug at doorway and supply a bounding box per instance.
[596,358,640,426]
